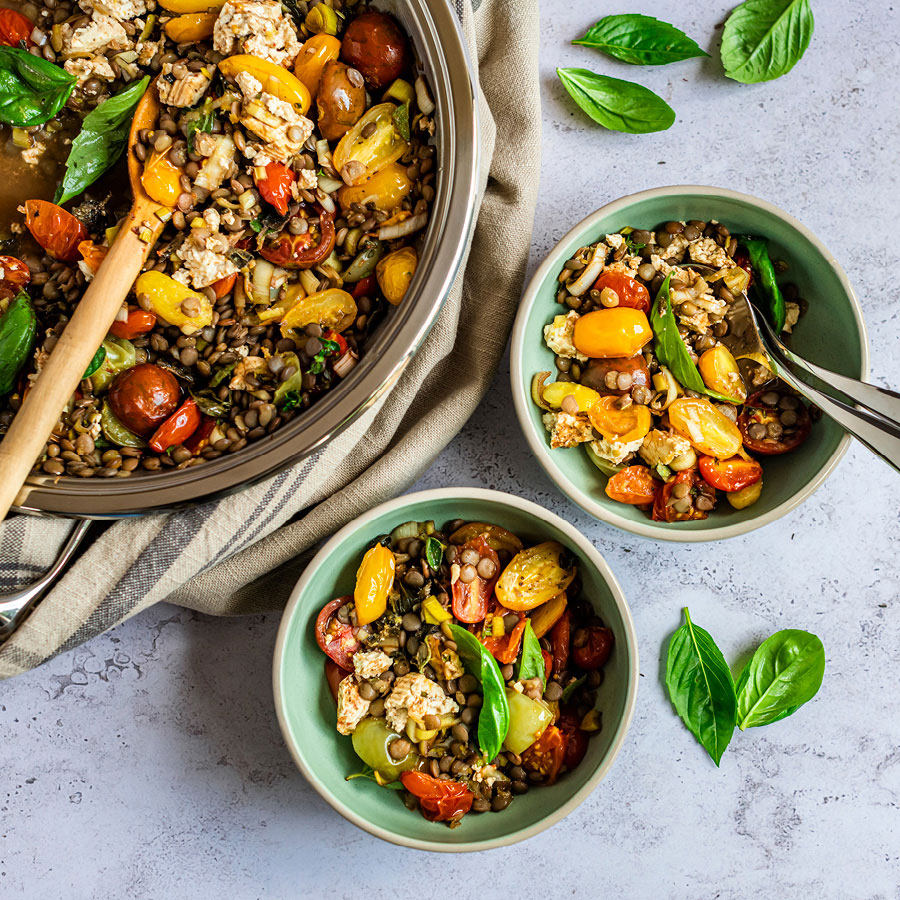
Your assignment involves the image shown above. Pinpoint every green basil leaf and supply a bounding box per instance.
[665,608,736,766]
[560,674,586,704]
[735,629,824,730]
[721,0,814,84]
[556,67,675,134]
[737,235,787,332]
[55,76,149,205]
[0,47,76,127]
[0,291,36,394]
[448,623,510,763]
[82,345,106,379]
[424,536,444,571]
[392,100,410,142]
[573,14,708,66]
[516,621,545,687]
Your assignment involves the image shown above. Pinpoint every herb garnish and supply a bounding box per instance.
[308,338,340,375]
[0,46,76,128]
[573,14,708,66]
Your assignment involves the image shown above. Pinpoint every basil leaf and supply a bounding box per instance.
[55,76,149,204]
[556,67,675,134]
[560,674,586,703]
[392,100,410,142]
[0,46,76,127]
[448,623,510,763]
[735,629,824,730]
[82,345,106,379]
[721,0,814,84]
[0,292,36,395]
[573,14,708,66]
[665,608,736,766]
[738,235,787,332]
[424,536,443,571]
[516,621,545,687]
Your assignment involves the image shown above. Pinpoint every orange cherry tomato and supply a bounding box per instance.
[315,596,359,669]
[255,161,296,216]
[521,724,566,785]
[109,308,158,340]
[668,397,743,459]
[652,470,716,522]
[572,625,614,670]
[451,535,499,624]
[591,270,650,313]
[0,9,34,47]
[572,307,652,359]
[698,455,763,492]
[183,415,216,454]
[77,239,108,274]
[22,200,88,262]
[481,613,527,665]
[211,272,238,300]
[260,204,335,269]
[0,255,31,300]
[605,465,658,505]
[541,649,553,681]
[400,771,473,823]
[550,608,571,674]
[148,397,201,452]
[588,395,652,444]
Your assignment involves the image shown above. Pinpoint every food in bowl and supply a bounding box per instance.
[0,0,435,477]
[315,517,614,827]
[531,218,815,521]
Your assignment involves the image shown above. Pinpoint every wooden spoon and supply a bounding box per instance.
[0,84,170,518]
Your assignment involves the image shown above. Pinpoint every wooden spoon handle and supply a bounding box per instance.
[0,215,157,517]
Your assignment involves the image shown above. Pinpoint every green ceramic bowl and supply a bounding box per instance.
[511,186,870,542]
[273,488,638,852]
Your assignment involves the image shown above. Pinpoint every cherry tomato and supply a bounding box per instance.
[698,454,763,492]
[481,613,526,665]
[349,273,376,299]
[400,771,473,822]
[317,60,367,142]
[260,204,335,269]
[605,465,657,505]
[738,388,812,455]
[541,649,553,681]
[652,469,716,522]
[183,415,216,454]
[589,395,652,444]
[77,239,107,274]
[255,161,296,216]
[325,658,351,704]
[668,397,743,459]
[109,308,158,340]
[451,535,499,624]
[341,10,410,90]
[557,711,589,771]
[591,270,651,313]
[148,397,201,452]
[521,724,566,785]
[0,9,34,47]
[315,596,360,669]
[211,272,238,300]
[108,363,180,437]
[572,625,614,670]
[0,255,31,300]
[573,307,652,359]
[579,354,650,396]
[550,608,571,674]
[22,200,88,262]
[323,328,348,357]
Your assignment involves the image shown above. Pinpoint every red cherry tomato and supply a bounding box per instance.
[21,200,88,262]
[0,9,34,47]
[315,596,360,669]
[652,469,715,522]
[183,415,216,454]
[341,10,410,89]
[541,649,553,681]
[255,161,296,216]
[400,771,473,823]
[349,273,376,299]
[148,397,201,452]
[451,535,499,624]
[738,388,812,455]
[323,328,348,357]
[109,308,158,340]
[549,608,571,674]
[325,658,351,704]
[481,612,526,665]
[521,724,566,785]
[572,625,614,670]
[698,454,763,492]
[108,363,180,437]
[591,270,651,313]
[260,204,335,269]
[211,272,238,300]
[557,711,589,771]
[0,255,31,300]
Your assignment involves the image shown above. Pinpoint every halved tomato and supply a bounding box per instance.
[698,454,763,492]
[400,771,473,822]
[738,388,811,455]
[21,200,88,262]
[315,595,360,668]
[451,535,498,623]
[591,269,651,313]
[521,724,566,785]
[260,204,335,269]
[0,255,31,300]
[652,469,715,522]
[0,9,34,47]
[605,465,657,505]
[325,658,351,704]
[558,711,589,771]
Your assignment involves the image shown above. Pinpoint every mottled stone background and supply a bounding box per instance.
[3,2,900,897]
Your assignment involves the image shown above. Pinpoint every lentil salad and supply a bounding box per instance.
[316,518,613,827]
[0,0,436,478]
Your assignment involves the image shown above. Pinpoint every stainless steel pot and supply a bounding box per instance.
[15,0,479,518]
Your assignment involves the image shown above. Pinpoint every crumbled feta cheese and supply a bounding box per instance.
[60,14,129,54]
[383,673,458,734]
[336,677,370,735]
[213,0,301,67]
[543,312,587,362]
[157,62,215,108]
[658,233,689,262]
[236,71,314,164]
[689,237,732,269]
[783,301,801,333]
[295,168,318,191]
[79,0,146,20]
[590,435,644,466]
[63,56,116,85]
[228,356,269,390]
[639,429,691,467]
[353,650,393,680]
[20,139,45,166]
[542,411,594,449]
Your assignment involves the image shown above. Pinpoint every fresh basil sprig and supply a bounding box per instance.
[666,608,736,766]
[448,623,509,763]
[573,14,708,66]
[55,76,150,205]
[0,46,76,127]
[556,67,675,134]
[516,621,545,687]
[735,630,825,730]
[424,536,444,571]
[737,235,787,332]
[721,0,814,84]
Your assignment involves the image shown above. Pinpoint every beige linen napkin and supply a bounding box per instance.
[0,0,541,679]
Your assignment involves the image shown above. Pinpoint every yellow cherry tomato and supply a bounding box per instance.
[140,149,182,206]
[588,395,652,444]
[219,54,311,115]
[158,0,225,11]
[280,288,357,339]
[337,163,412,213]
[354,544,395,626]
[727,478,763,509]
[496,542,576,611]
[293,33,341,99]
[333,103,409,185]
[698,344,747,403]
[376,246,417,306]
[668,397,743,459]
[572,307,652,359]
[540,381,601,412]
[528,591,567,638]
[134,271,212,334]
[164,11,216,41]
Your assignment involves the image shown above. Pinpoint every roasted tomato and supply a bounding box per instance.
[495,542,576,611]
[21,200,87,262]
[107,363,180,437]
[148,397,201,452]
[550,608,571,674]
[349,273,376,299]
[481,610,526,665]
[589,395,652,445]
[579,354,650,396]
[572,307,652,359]
[605,465,658,505]
[0,255,31,300]
[255,161,296,217]
[211,272,238,299]
[183,415,216,454]
[317,60,366,142]
[451,535,499,624]
[733,246,754,287]
[698,454,763,493]
[109,308,157,340]
[315,595,360,669]
[0,9,34,47]
[325,658,351,704]
[668,397,743,459]
[77,239,108,274]
[572,625,614,670]
[738,388,812,455]
[341,10,410,89]
[591,270,651,313]
[652,469,717,522]
[400,771,473,822]
[558,711,589,771]
[521,724,566,785]
[260,204,335,269]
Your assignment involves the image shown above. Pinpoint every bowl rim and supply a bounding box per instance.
[272,486,640,852]
[510,185,871,543]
